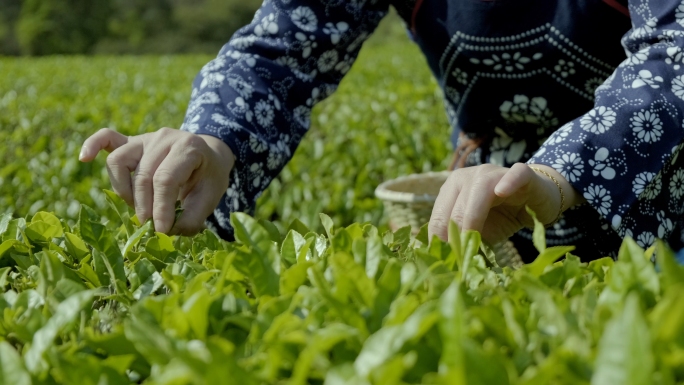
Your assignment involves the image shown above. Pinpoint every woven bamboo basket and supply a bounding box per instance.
[375,171,523,269]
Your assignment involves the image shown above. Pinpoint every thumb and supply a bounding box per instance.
[171,181,225,236]
[493,163,536,198]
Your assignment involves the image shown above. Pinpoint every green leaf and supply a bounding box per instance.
[25,290,95,374]
[330,252,375,308]
[231,212,276,258]
[78,205,124,268]
[232,237,281,299]
[320,213,334,240]
[0,213,11,237]
[0,342,31,385]
[146,232,176,261]
[354,301,438,378]
[123,220,152,258]
[290,324,360,385]
[132,271,163,300]
[287,218,310,236]
[592,293,653,385]
[445,220,462,271]
[308,266,369,337]
[0,240,19,261]
[64,232,89,261]
[104,189,135,236]
[525,206,546,253]
[281,230,306,265]
[655,239,684,292]
[182,289,211,340]
[92,247,126,288]
[617,237,659,295]
[365,235,385,280]
[280,261,312,295]
[124,309,174,366]
[332,228,353,253]
[258,219,282,244]
[25,221,62,243]
[31,212,64,235]
[415,223,429,246]
[526,246,575,277]
[438,281,466,383]
[460,230,481,279]
[369,259,402,332]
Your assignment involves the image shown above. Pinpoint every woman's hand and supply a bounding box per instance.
[428,163,585,245]
[79,128,235,236]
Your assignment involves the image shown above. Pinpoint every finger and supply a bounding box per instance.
[428,172,462,242]
[80,128,129,162]
[171,181,221,237]
[152,144,204,234]
[461,172,502,233]
[106,138,143,207]
[450,184,470,230]
[494,163,535,198]
[133,142,170,224]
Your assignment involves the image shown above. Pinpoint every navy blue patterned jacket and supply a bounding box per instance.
[181,0,684,260]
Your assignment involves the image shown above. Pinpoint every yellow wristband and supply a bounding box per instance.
[529,166,565,226]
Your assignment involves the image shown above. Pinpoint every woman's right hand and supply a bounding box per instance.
[79,127,235,236]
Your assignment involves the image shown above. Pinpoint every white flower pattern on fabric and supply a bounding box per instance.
[291,7,318,32]
[587,147,617,180]
[665,46,684,70]
[475,52,531,72]
[254,100,275,127]
[583,184,612,217]
[546,122,573,144]
[323,22,349,44]
[255,13,279,36]
[670,168,684,199]
[624,48,649,66]
[552,152,584,183]
[644,172,662,200]
[636,231,655,248]
[632,70,664,89]
[317,50,339,72]
[631,109,663,143]
[580,106,616,134]
[293,105,311,127]
[671,75,684,100]
[657,210,674,238]
[632,171,656,197]
[676,1,684,27]
[295,32,318,59]
[554,59,576,78]
[451,68,468,85]
[499,95,557,129]
[249,136,268,153]
[585,77,605,94]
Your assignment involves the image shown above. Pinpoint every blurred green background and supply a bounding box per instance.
[0,0,410,56]
[0,2,452,233]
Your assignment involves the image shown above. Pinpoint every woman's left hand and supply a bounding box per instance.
[428,163,585,245]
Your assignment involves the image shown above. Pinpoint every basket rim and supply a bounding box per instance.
[374,170,452,203]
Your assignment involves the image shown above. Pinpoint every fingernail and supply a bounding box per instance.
[79,146,88,161]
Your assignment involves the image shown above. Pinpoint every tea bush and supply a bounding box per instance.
[0,15,449,234]
[0,193,681,384]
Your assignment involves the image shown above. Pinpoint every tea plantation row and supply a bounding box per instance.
[1,193,682,384]
[0,23,449,233]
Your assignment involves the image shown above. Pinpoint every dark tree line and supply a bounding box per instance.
[0,0,262,56]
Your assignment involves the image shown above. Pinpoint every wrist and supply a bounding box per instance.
[528,164,586,211]
[199,134,235,169]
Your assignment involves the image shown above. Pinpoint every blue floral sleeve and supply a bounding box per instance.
[179,0,389,239]
[528,0,684,249]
